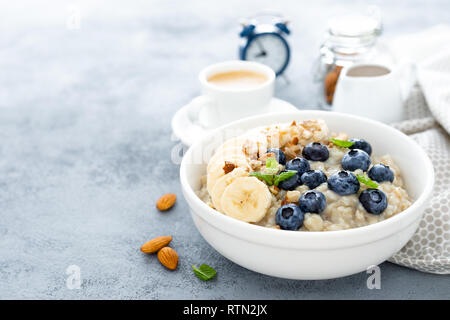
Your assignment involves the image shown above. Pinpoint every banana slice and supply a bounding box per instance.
[213,133,268,163]
[207,146,246,174]
[206,133,268,195]
[215,136,248,155]
[210,167,249,211]
[220,177,272,223]
[206,156,250,194]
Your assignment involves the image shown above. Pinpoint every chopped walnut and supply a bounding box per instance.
[269,185,280,195]
[223,161,236,174]
[285,142,301,153]
[259,152,276,162]
[249,159,263,171]
[283,147,297,161]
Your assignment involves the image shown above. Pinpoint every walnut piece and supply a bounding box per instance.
[223,161,236,174]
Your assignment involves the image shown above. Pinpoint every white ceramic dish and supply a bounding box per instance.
[180,111,434,280]
[172,97,298,146]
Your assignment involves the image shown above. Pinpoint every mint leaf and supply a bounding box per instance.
[330,138,355,148]
[192,264,216,281]
[356,174,379,188]
[274,170,297,186]
[250,172,275,185]
[251,168,297,187]
[265,157,279,174]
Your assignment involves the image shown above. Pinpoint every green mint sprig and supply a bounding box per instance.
[356,174,379,188]
[274,171,297,186]
[265,157,279,174]
[330,138,355,148]
[250,172,277,185]
[249,157,297,186]
[192,264,216,281]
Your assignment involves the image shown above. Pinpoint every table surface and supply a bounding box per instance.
[1,0,449,299]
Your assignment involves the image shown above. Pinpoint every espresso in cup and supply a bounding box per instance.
[207,70,268,89]
[187,61,275,128]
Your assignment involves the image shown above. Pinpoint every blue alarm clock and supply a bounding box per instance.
[239,14,291,76]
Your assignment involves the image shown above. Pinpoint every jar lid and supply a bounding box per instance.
[328,14,381,37]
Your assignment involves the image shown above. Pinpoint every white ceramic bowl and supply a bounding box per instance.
[180,111,434,280]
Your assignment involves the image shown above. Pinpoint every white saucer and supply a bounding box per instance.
[171,97,298,146]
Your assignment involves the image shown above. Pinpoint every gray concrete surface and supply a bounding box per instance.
[0,0,449,299]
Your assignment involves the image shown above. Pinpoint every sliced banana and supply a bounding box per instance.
[210,167,249,211]
[215,136,248,154]
[206,156,250,194]
[206,133,268,198]
[220,177,272,223]
[214,133,268,160]
[207,146,246,174]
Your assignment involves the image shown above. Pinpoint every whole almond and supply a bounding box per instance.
[156,193,176,211]
[140,236,172,253]
[157,247,178,270]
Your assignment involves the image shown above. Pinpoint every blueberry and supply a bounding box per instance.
[341,149,371,172]
[302,142,329,162]
[301,170,327,189]
[368,164,395,183]
[285,157,310,175]
[299,190,326,213]
[359,189,387,214]
[266,148,286,165]
[327,171,360,195]
[277,170,302,190]
[275,204,305,230]
[349,139,372,156]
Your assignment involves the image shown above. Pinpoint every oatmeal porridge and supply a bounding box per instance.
[197,119,412,231]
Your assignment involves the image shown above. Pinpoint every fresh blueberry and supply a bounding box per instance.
[299,190,326,213]
[302,142,329,161]
[327,171,360,195]
[277,170,302,190]
[285,157,310,176]
[349,139,372,156]
[301,170,327,189]
[359,189,388,214]
[368,164,395,183]
[266,148,286,165]
[341,149,371,172]
[275,204,305,230]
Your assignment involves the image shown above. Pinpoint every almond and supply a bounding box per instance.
[156,193,176,211]
[157,247,178,270]
[140,236,172,253]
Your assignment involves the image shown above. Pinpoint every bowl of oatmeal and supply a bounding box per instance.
[180,111,434,279]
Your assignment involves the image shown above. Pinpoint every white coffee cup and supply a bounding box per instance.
[333,63,414,123]
[187,60,275,128]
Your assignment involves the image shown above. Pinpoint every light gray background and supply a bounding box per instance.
[1,0,449,299]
